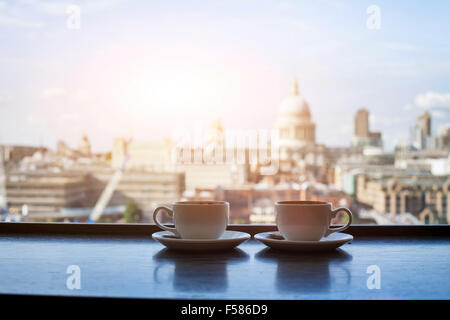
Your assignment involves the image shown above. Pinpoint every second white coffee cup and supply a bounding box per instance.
[153,201,229,239]
[275,201,353,241]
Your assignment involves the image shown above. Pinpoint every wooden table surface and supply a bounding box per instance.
[1,230,449,300]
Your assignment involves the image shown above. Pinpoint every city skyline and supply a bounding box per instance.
[0,0,449,152]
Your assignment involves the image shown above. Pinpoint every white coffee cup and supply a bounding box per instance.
[275,201,352,241]
[153,201,229,239]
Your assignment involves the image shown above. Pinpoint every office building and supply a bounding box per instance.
[410,111,435,150]
[351,108,383,150]
[88,170,185,213]
[356,173,449,224]
[5,171,86,215]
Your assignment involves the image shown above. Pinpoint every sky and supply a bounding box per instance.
[0,0,449,152]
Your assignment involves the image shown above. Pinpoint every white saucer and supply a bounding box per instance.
[254,232,353,252]
[152,230,251,251]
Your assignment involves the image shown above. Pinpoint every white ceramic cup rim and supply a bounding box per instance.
[275,200,331,206]
[172,201,229,206]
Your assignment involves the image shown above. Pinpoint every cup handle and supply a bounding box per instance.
[153,206,180,238]
[324,207,353,237]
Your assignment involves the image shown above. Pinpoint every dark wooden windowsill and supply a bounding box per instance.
[1,222,449,300]
[1,222,450,237]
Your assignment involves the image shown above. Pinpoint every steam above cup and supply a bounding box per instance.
[153,201,229,239]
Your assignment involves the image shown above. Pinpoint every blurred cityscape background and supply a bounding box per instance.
[1,78,449,224]
[1,1,449,225]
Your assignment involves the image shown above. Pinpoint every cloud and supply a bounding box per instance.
[58,113,79,122]
[278,1,295,11]
[430,109,447,119]
[414,91,450,109]
[36,2,68,16]
[403,103,413,111]
[0,93,10,104]
[26,0,123,16]
[288,18,312,32]
[41,87,67,99]
[0,0,124,28]
[26,114,45,126]
[0,16,43,28]
[0,1,44,28]
[404,91,450,115]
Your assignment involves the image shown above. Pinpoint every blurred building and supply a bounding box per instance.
[436,125,450,150]
[326,146,364,165]
[275,78,316,148]
[351,108,383,151]
[418,111,432,136]
[112,138,175,171]
[274,79,328,181]
[88,170,185,213]
[0,145,47,163]
[77,134,92,156]
[2,168,184,220]
[112,136,248,193]
[356,173,449,224]
[5,171,86,215]
[410,111,435,150]
[395,149,450,176]
[354,108,369,138]
[56,140,73,157]
[110,79,349,190]
[56,135,94,159]
[333,164,429,197]
[187,180,349,224]
[178,163,247,191]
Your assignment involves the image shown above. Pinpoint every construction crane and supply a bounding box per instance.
[88,139,131,223]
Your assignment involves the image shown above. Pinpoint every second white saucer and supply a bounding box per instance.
[254,231,353,252]
[152,230,250,252]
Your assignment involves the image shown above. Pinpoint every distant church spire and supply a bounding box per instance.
[291,77,299,96]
